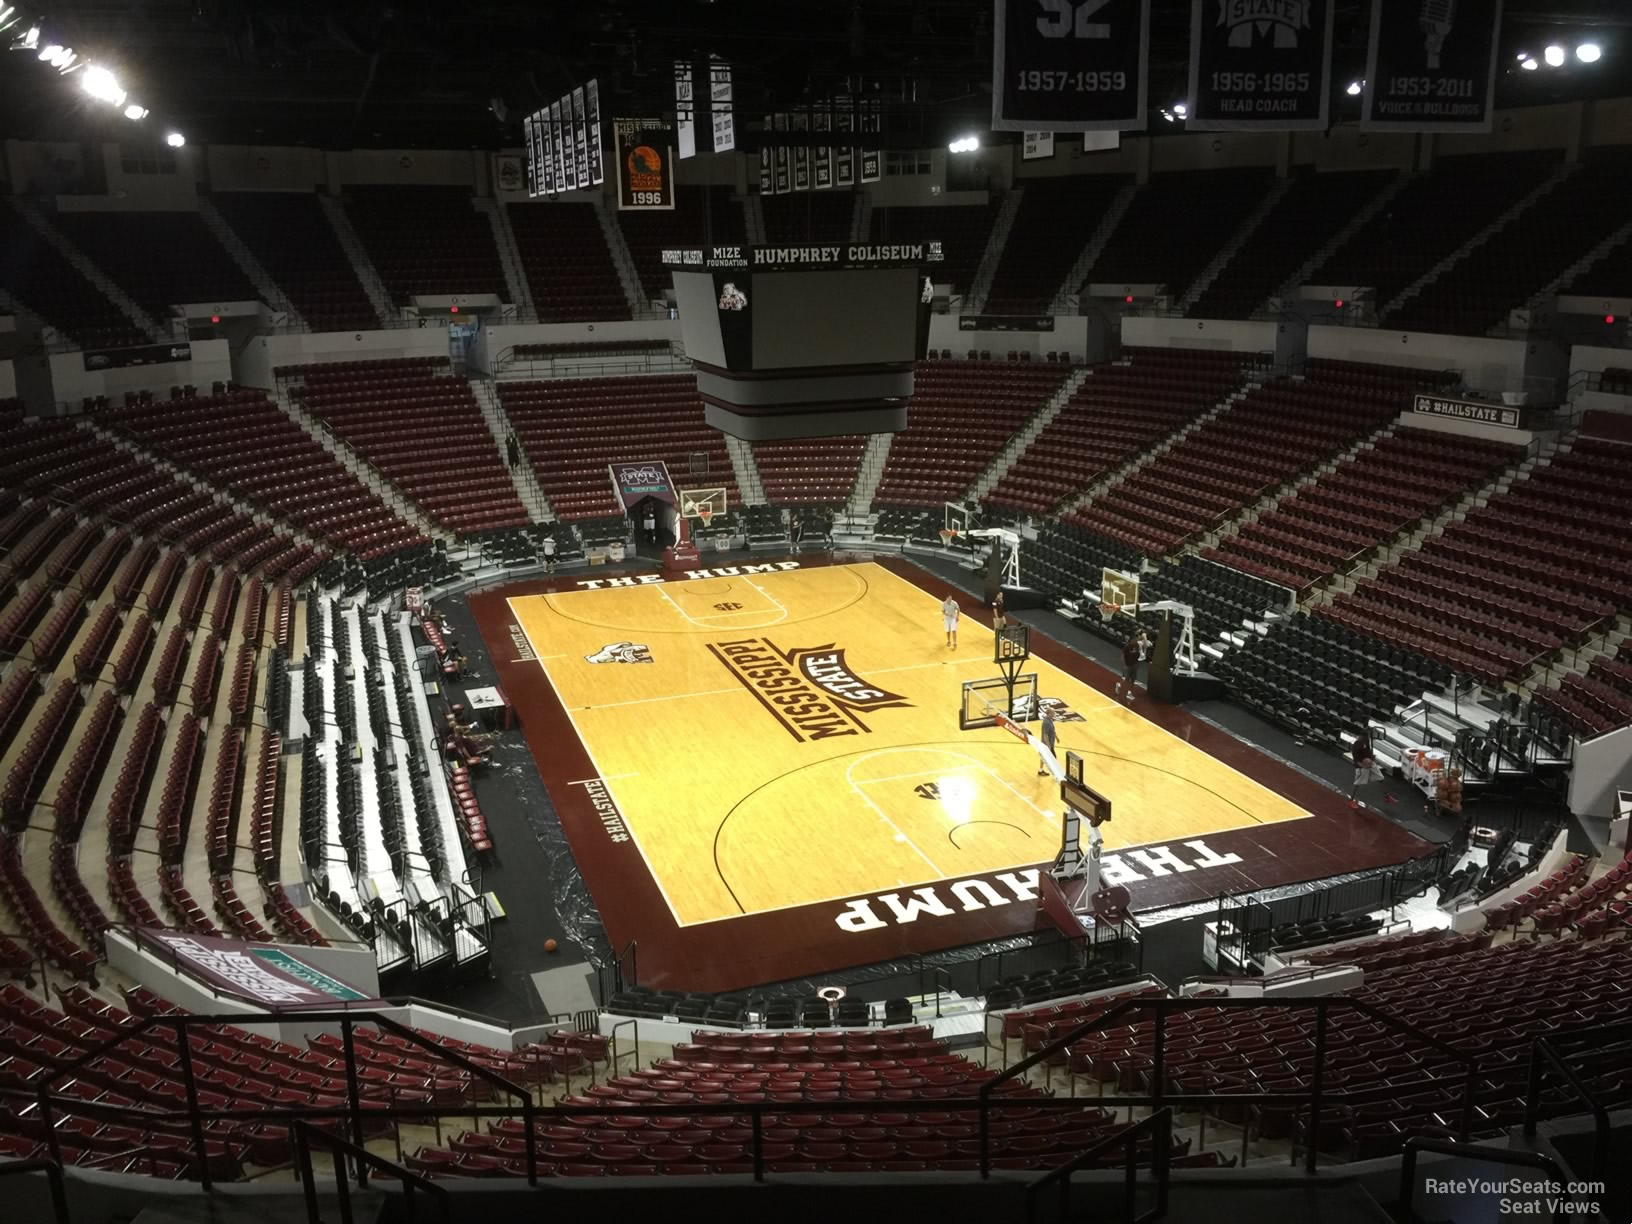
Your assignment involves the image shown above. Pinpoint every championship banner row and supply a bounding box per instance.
[758,98,885,194]
[995,0,1504,134]
[523,81,605,199]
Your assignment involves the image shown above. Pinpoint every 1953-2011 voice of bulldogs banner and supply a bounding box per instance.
[615,118,676,210]
[992,0,1150,132]
[1362,0,1503,132]
[1186,0,1334,130]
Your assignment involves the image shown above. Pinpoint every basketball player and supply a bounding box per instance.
[1116,629,1147,701]
[1037,705,1057,776]
[942,595,960,650]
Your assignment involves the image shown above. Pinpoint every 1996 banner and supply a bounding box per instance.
[992,0,1150,132]
[1362,0,1502,132]
[1186,0,1333,130]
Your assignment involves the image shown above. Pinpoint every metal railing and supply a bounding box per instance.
[1027,1106,1171,1224]
[1523,1018,1628,1181]
[293,1119,449,1224]
[0,1157,69,1224]
[1397,1137,1574,1224]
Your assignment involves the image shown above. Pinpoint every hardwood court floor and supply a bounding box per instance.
[507,561,1310,929]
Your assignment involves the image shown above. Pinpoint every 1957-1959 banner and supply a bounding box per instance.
[1186,0,1334,130]
[992,0,1150,132]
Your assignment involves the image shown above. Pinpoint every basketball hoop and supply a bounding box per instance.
[1099,603,1121,621]
[697,505,714,528]
[939,528,958,547]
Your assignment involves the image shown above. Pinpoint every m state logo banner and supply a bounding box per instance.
[707,637,912,742]
[1186,0,1333,130]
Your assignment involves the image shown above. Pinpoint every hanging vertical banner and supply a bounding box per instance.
[614,117,676,210]
[524,115,538,196]
[675,61,697,159]
[571,87,590,189]
[1022,131,1055,160]
[773,113,791,194]
[992,0,1150,132]
[560,97,579,190]
[1186,0,1334,130]
[813,103,833,189]
[859,98,881,184]
[710,58,735,153]
[1362,0,1502,132]
[834,95,855,188]
[585,80,605,185]
[759,118,774,194]
[537,110,554,196]
[792,109,811,191]
[549,101,568,195]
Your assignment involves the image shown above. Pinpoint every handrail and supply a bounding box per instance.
[1523,1020,1630,1180]
[1397,1137,1575,1224]
[292,1119,450,1224]
[1027,1106,1171,1224]
[0,1157,69,1224]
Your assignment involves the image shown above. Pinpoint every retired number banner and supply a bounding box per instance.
[675,62,696,159]
[813,104,833,188]
[710,58,735,153]
[792,109,811,191]
[1362,0,1502,132]
[834,96,855,188]
[571,87,590,189]
[614,118,675,210]
[1186,0,1333,130]
[992,0,1150,132]
[524,115,538,196]
[585,80,605,185]
[550,100,568,195]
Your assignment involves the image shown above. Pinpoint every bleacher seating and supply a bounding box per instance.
[1069,359,1430,559]
[1081,168,1272,299]
[292,361,529,534]
[343,186,508,304]
[100,389,423,559]
[754,438,866,507]
[1204,428,1524,593]
[506,202,628,322]
[872,361,1069,508]
[212,191,380,331]
[1188,169,1397,319]
[984,177,1130,314]
[1566,234,1632,297]
[54,210,257,316]
[1388,149,1632,336]
[870,203,996,292]
[618,186,745,300]
[1535,641,1632,740]
[1312,152,1560,311]
[1318,436,1632,684]
[497,374,738,521]
[985,350,1248,514]
[0,200,148,348]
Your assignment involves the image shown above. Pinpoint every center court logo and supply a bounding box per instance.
[708,637,910,742]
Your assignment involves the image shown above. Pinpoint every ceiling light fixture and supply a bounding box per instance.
[81,65,126,107]
[123,103,147,120]
[948,135,979,153]
[1172,101,1188,118]
[1346,80,1363,96]
[165,131,185,148]
[1520,57,1538,70]
[1544,44,1566,67]
[1576,43,1601,64]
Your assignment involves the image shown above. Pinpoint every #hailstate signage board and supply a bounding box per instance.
[1186,0,1334,130]
[138,929,375,1010]
[1413,393,1523,429]
[1362,0,1502,132]
[992,0,1150,132]
[614,118,676,210]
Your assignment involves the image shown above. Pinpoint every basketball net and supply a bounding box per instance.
[697,504,713,528]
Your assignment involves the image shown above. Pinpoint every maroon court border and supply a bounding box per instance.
[466,553,1429,992]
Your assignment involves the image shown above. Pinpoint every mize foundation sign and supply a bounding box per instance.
[139,929,375,1009]
[1413,393,1522,429]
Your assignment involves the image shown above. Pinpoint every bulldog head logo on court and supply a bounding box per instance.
[707,637,910,742]
[586,642,654,665]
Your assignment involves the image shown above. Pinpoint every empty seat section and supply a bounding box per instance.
[870,203,996,292]
[343,186,508,304]
[984,177,1130,314]
[506,202,628,322]
[0,200,148,348]
[873,361,1069,508]
[1188,168,1397,319]
[761,191,854,247]
[292,360,528,535]
[617,186,745,301]
[54,210,257,317]
[753,437,866,507]
[211,192,379,332]
[497,375,738,521]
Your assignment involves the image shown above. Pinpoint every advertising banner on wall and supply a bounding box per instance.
[1186,0,1334,130]
[614,118,676,210]
[992,0,1150,132]
[1362,0,1503,132]
[585,79,605,185]
[137,929,376,1010]
[675,61,697,159]
[710,57,735,153]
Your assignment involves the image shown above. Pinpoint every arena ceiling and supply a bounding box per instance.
[1,0,1629,150]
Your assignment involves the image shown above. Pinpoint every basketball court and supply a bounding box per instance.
[471,557,1428,990]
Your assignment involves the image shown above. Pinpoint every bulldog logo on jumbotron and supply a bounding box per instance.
[718,282,747,311]
[707,638,911,742]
